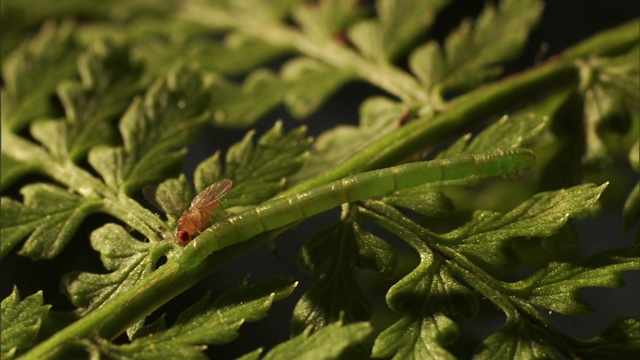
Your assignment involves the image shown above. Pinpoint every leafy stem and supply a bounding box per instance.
[182,3,428,104]
[279,19,638,196]
[3,2,637,358]
[21,21,636,358]
[20,232,267,360]
[2,131,165,242]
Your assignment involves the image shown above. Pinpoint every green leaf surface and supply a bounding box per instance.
[210,58,353,126]
[352,220,396,277]
[373,313,458,360]
[281,57,355,118]
[371,255,473,359]
[630,141,640,172]
[438,112,548,159]
[293,214,388,334]
[577,46,640,167]
[356,202,476,359]
[293,0,364,42]
[30,42,144,161]
[623,181,640,233]
[195,34,289,75]
[382,189,454,217]
[292,96,407,182]
[136,28,289,77]
[475,314,574,360]
[2,3,638,359]
[514,247,640,315]
[0,184,102,260]
[410,0,543,94]
[263,320,372,360]
[236,348,263,360]
[194,152,223,194]
[1,21,78,131]
[348,0,449,62]
[438,183,608,269]
[574,317,640,358]
[297,208,396,275]
[61,224,169,316]
[207,70,285,127]
[359,180,615,358]
[217,122,311,209]
[0,152,40,192]
[143,175,194,219]
[92,277,297,359]
[88,65,212,193]
[1,287,51,360]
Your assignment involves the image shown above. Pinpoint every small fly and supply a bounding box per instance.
[143,179,233,245]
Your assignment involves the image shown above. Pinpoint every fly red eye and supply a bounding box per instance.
[177,230,191,245]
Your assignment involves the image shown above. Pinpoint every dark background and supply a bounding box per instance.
[2,1,638,358]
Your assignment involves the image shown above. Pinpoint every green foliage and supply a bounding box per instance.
[1,288,51,360]
[89,278,297,359]
[1,0,638,359]
[217,121,311,208]
[410,0,543,101]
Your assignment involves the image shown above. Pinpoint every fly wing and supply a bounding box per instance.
[190,179,233,213]
[143,186,187,218]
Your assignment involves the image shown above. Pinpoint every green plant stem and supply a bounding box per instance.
[182,3,428,104]
[443,258,578,349]
[359,200,577,352]
[101,195,168,242]
[279,19,639,197]
[19,234,267,360]
[1,131,166,241]
[16,20,638,360]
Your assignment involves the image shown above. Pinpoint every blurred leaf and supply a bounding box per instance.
[281,57,355,118]
[210,60,353,126]
[348,0,449,62]
[577,46,640,167]
[138,32,289,77]
[1,21,78,130]
[409,0,543,94]
[0,152,40,192]
[194,152,223,194]
[630,141,640,172]
[292,96,407,182]
[293,0,364,42]
[30,42,143,161]
[574,318,640,358]
[143,175,193,219]
[623,182,640,233]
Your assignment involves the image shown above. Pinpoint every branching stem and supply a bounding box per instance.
[17,18,638,360]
